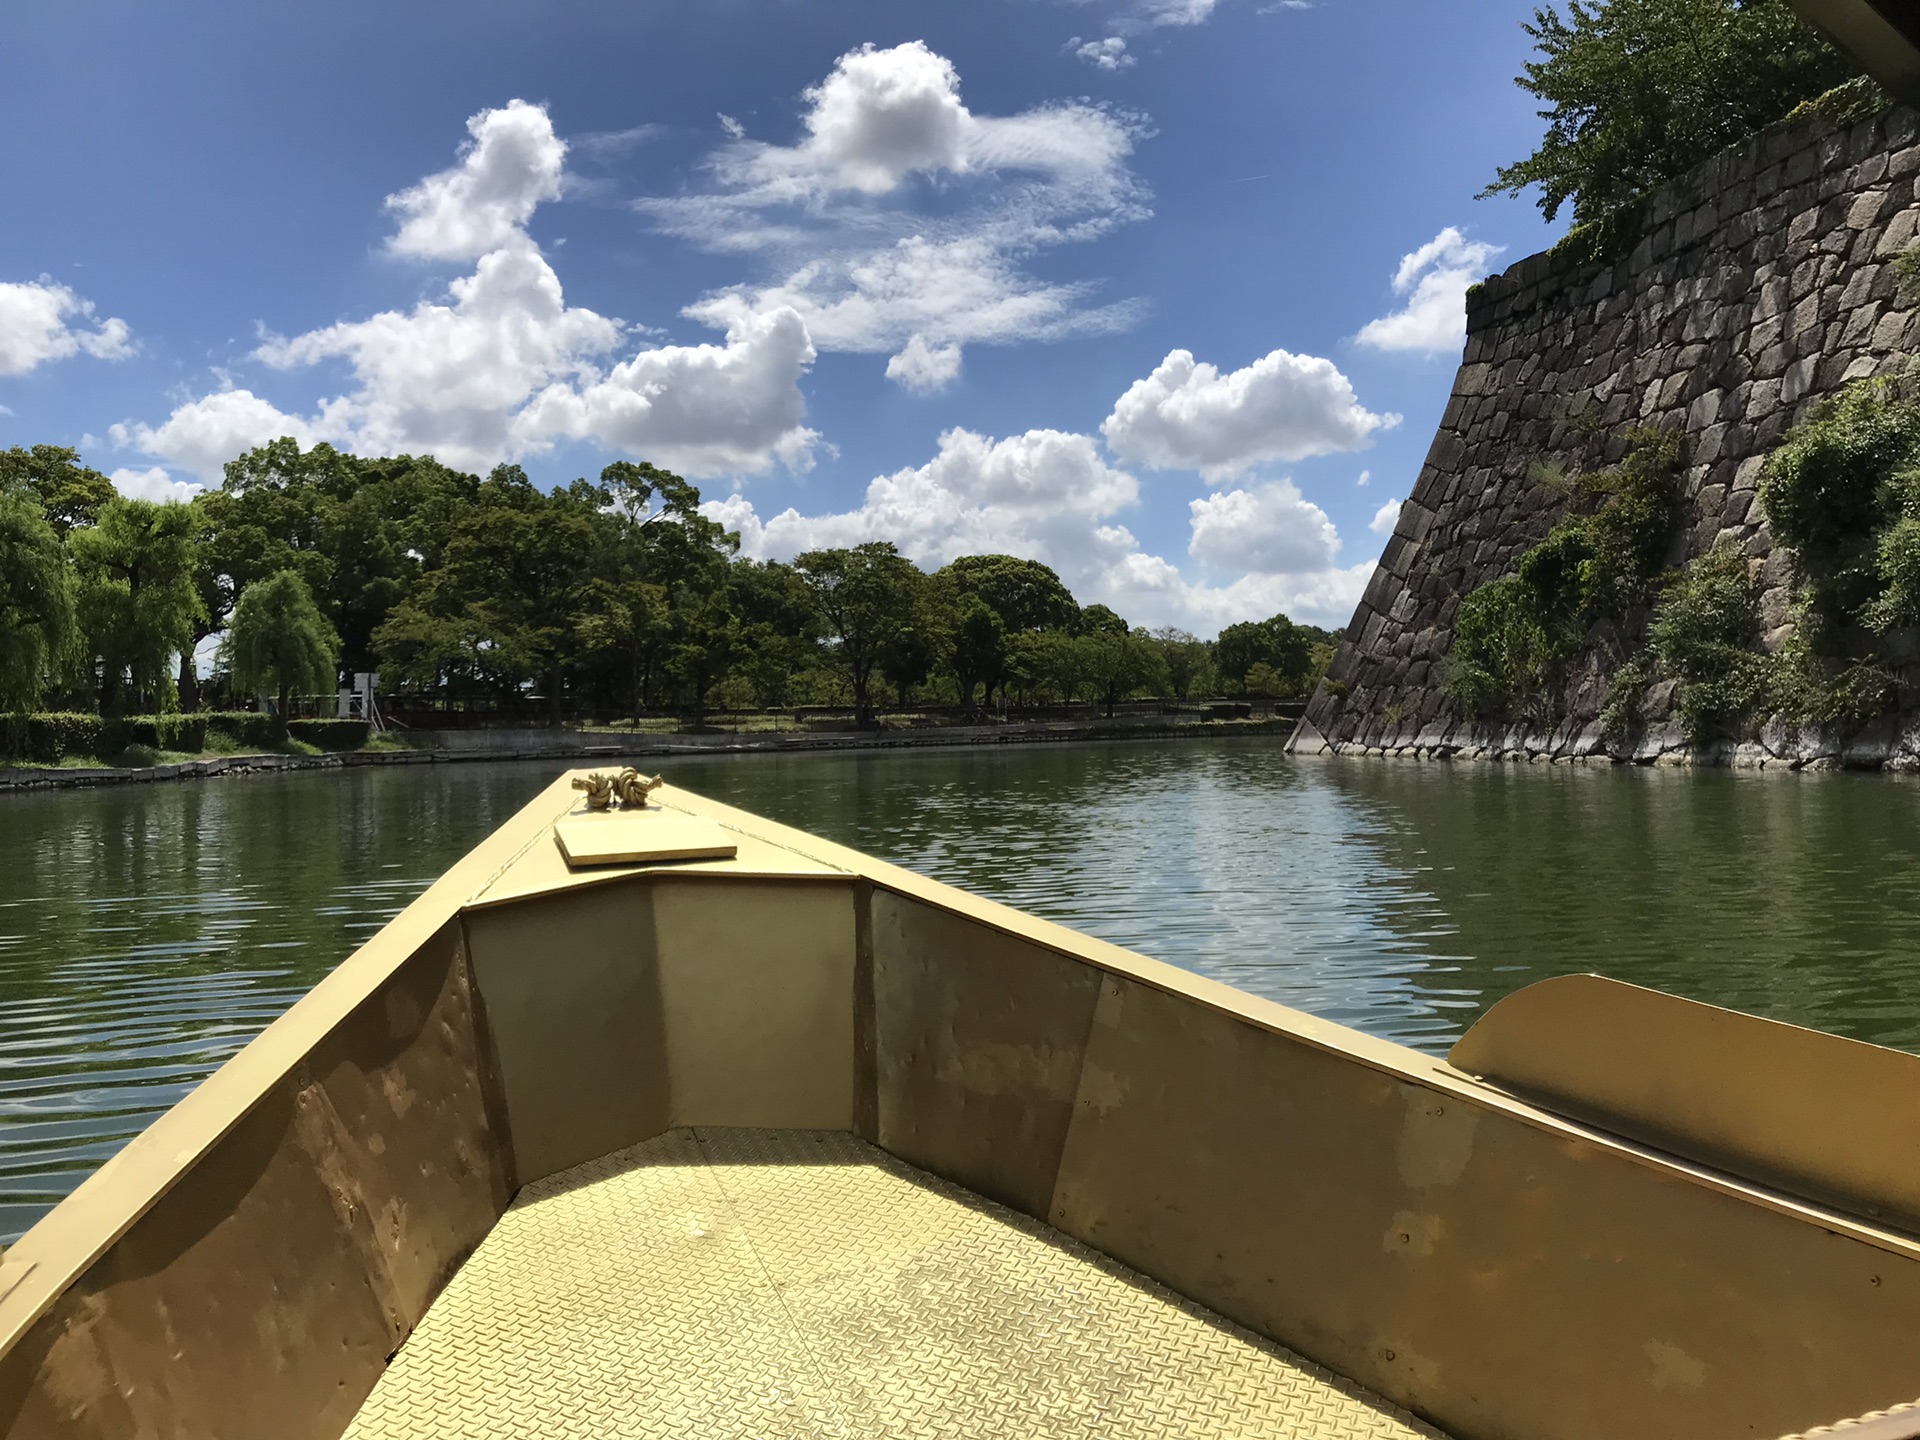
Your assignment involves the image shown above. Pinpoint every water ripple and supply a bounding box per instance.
[3,744,1919,1243]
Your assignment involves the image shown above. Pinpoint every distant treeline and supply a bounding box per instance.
[0,440,1336,729]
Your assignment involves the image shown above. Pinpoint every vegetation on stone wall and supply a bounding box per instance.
[1483,0,1863,226]
[1474,376,1920,747]
[1443,430,1682,718]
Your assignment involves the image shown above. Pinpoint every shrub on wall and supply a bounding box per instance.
[1648,542,1770,740]
[1444,430,1683,718]
[1759,374,1920,629]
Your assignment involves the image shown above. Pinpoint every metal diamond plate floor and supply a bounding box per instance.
[344,1128,1446,1439]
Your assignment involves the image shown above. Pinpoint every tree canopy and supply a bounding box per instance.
[1483,0,1860,225]
[1,434,1341,737]
[69,498,205,714]
[224,570,340,718]
[0,490,77,713]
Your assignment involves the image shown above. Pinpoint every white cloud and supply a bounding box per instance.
[1355,468,1370,486]
[717,113,746,140]
[645,42,1148,392]
[109,465,202,504]
[1102,347,1397,481]
[386,99,566,261]
[885,334,964,393]
[704,425,1368,632]
[514,306,820,477]
[118,102,818,482]
[112,388,317,484]
[1355,226,1504,355]
[1188,480,1338,575]
[1369,496,1403,536]
[1069,36,1136,70]
[0,278,133,376]
[1135,0,1219,24]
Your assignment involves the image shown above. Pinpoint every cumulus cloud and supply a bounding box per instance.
[109,466,202,504]
[645,42,1148,392]
[1069,36,1136,70]
[0,278,133,376]
[1355,226,1505,355]
[117,102,818,482]
[885,334,964,393]
[386,99,566,261]
[1369,496,1403,536]
[1102,347,1397,481]
[112,388,317,484]
[1187,480,1339,575]
[704,426,1368,632]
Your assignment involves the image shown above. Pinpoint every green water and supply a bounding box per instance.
[3,740,1919,1242]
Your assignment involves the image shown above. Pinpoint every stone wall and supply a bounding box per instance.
[1293,96,1920,767]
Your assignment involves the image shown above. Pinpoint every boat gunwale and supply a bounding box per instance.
[8,768,1920,1365]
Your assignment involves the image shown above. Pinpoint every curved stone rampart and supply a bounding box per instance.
[1295,98,1920,768]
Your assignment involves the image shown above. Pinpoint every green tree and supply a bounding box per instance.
[1082,627,1170,717]
[1076,603,1129,637]
[795,542,923,727]
[374,467,612,718]
[727,560,819,711]
[940,555,1080,633]
[71,498,205,714]
[223,570,341,719]
[575,578,672,722]
[942,592,1007,710]
[0,489,78,713]
[1483,0,1858,225]
[1151,627,1213,701]
[0,446,117,538]
[1216,615,1315,697]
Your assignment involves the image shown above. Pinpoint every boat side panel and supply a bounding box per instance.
[0,919,511,1440]
[462,879,670,1186]
[870,891,1101,1219]
[652,878,856,1131]
[1048,974,1920,1440]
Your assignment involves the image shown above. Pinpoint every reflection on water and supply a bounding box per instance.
[2,742,1917,1241]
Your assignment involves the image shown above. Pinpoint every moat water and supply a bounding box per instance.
[3,739,1918,1241]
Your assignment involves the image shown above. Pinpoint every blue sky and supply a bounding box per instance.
[0,0,1561,632]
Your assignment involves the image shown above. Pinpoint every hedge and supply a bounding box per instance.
[2,711,291,763]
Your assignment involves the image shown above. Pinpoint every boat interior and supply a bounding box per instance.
[3,771,1920,1439]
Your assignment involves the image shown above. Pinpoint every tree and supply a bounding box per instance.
[1076,603,1129,637]
[0,446,117,538]
[1483,0,1858,225]
[1082,627,1170,717]
[727,560,819,711]
[0,490,78,713]
[575,578,672,722]
[940,555,1080,633]
[1217,615,1316,697]
[1152,627,1213,701]
[942,592,1006,710]
[795,543,923,727]
[71,498,205,714]
[224,570,340,719]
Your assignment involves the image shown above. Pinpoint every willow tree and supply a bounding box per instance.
[224,570,340,719]
[71,498,205,714]
[0,489,78,714]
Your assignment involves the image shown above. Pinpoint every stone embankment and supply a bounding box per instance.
[0,715,1295,792]
[1294,93,1920,769]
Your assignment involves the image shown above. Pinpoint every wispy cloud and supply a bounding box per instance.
[640,41,1151,393]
